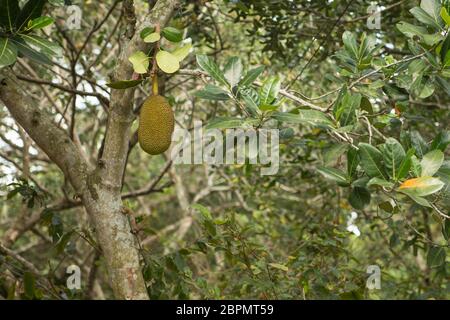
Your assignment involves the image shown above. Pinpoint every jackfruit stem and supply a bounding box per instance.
[152,74,159,96]
[150,23,161,96]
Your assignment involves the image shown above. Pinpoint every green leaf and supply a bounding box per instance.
[436,161,450,186]
[360,96,373,114]
[15,0,46,31]
[381,138,406,179]
[396,24,442,46]
[272,110,333,127]
[0,37,17,68]
[128,51,149,74]
[420,0,443,26]
[106,79,143,89]
[342,31,358,60]
[0,0,20,31]
[410,130,428,158]
[357,33,376,66]
[420,150,444,177]
[396,22,429,39]
[440,33,450,64]
[192,204,212,220]
[23,272,35,299]
[396,148,415,180]
[161,26,183,42]
[427,246,446,268]
[223,56,243,88]
[196,54,228,87]
[279,128,294,140]
[358,143,387,179]
[259,104,279,111]
[323,144,348,167]
[240,87,261,116]
[337,92,361,127]
[259,76,280,105]
[172,43,191,62]
[402,191,432,207]
[317,167,348,184]
[239,66,264,87]
[379,201,395,213]
[410,5,442,30]
[436,75,450,94]
[441,7,450,25]
[205,117,245,130]
[143,32,160,43]
[26,16,54,30]
[443,219,450,240]
[349,187,371,210]
[422,33,443,46]
[409,59,428,74]
[347,147,360,178]
[367,177,394,188]
[195,84,230,101]
[411,155,422,177]
[11,36,51,65]
[430,131,450,151]
[415,77,435,99]
[20,34,62,57]
[140,26,155,39]
[399,176,445,196]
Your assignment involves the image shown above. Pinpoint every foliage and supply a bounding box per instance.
[0,0,61,67]
[0,0,448,300]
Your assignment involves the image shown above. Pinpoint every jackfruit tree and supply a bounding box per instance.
[0,0,448,300]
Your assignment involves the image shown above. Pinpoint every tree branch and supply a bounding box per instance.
[0,71,89,194]
[0,242,41,275]
[177,69,327,111]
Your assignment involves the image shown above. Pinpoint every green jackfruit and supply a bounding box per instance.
[138,95,175,155]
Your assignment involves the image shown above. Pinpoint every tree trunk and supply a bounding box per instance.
[82,188,148,299]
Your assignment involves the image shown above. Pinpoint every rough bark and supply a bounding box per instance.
[0,0,180,299]
[81,187,148,299]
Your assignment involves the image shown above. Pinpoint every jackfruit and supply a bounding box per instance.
[138,95,175,155]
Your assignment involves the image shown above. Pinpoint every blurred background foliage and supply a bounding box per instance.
[0,0,448,299]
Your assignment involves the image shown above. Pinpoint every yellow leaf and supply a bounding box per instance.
[143,32,160,43]
[128,51,149,74]
[172,43,192,62]
[399,178,423,189]
[398,176,444,197]
[156,50,180,74]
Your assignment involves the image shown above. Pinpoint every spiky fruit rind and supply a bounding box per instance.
[138,95,175,155]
